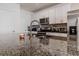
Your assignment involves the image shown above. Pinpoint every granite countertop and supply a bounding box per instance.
[28,31,67,41]
[28,31,67,37]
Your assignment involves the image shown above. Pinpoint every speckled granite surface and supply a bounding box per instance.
[67,36,77,56]
[0,33,78,56]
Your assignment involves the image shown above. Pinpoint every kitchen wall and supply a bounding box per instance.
[0,3,20,34]
[0,3,20,49]
[0,3,33,49]
[0,3,33,34]
[20,8,34,33]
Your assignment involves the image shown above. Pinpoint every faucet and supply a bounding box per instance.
[29,20,41,48]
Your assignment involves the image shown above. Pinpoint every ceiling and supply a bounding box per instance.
[20,3,59,12]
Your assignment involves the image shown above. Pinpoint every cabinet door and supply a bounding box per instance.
[55,6,63,23]
[48,8,56,24]
[55,4,70,23]
[62,4,70,23]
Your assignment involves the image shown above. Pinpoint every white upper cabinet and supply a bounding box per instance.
[61,4,70,23]
[48,8,56,24]
[55,4,70,23]
[55,6,63,23]
[34,4,71,24]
